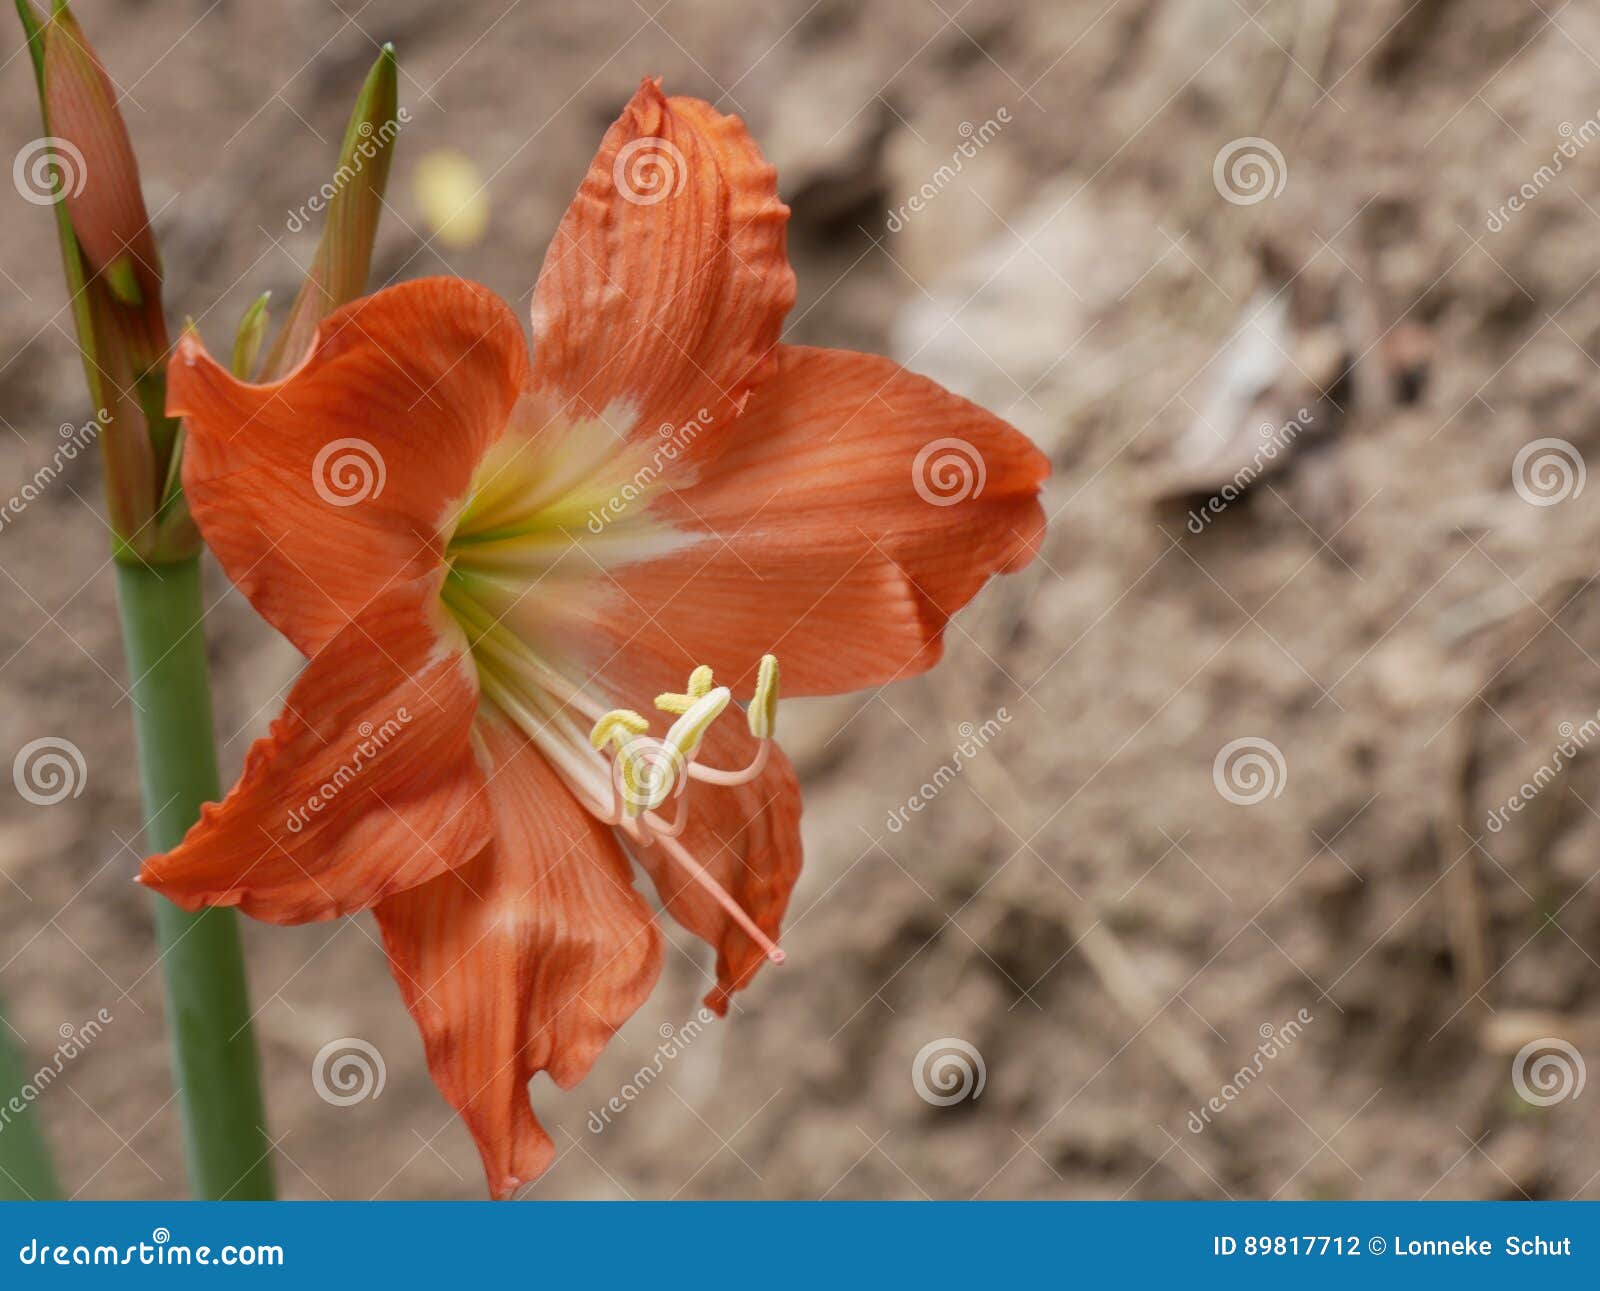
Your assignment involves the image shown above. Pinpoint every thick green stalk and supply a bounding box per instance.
[115,558,274,1200]
[0,1000,62,1199]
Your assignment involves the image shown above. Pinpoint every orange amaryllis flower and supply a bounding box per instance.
[138,79,1047,1198]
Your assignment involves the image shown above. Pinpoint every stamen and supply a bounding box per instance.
[479,673,615,821]
[655,664,718,714]
[664,687,730,762]
[688,739,770,786]
[468,635,785,967]
[442,576,608,722]
[748,653,779,740]
[623,824,785,964]
[590,709,648,751]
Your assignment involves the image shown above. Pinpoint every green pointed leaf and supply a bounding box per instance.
[261,43,401,379]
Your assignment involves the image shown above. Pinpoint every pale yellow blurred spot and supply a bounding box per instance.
[413,149,490,249]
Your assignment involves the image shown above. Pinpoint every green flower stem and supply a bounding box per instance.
[115,557,274,1200]
[0,998,62,1199]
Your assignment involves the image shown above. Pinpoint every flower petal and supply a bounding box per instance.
[171,277,527,657]
[138,582,492,924]
[539,344,1048,697]
[527,79,794,482]
[626,714,802,1015]
[374,708,663,1200]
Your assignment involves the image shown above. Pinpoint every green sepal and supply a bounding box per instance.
[231,291,271,379]
[103,254,143,306]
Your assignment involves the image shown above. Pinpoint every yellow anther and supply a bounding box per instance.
[665,686,730,762]
[590,709,648,751]
[748,654,779,740]
[654,663,717,715]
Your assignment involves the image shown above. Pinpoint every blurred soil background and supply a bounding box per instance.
[4,0,1600,1199]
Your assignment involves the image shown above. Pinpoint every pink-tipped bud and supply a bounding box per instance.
[41,4,162,309]
[15,0,181,557]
